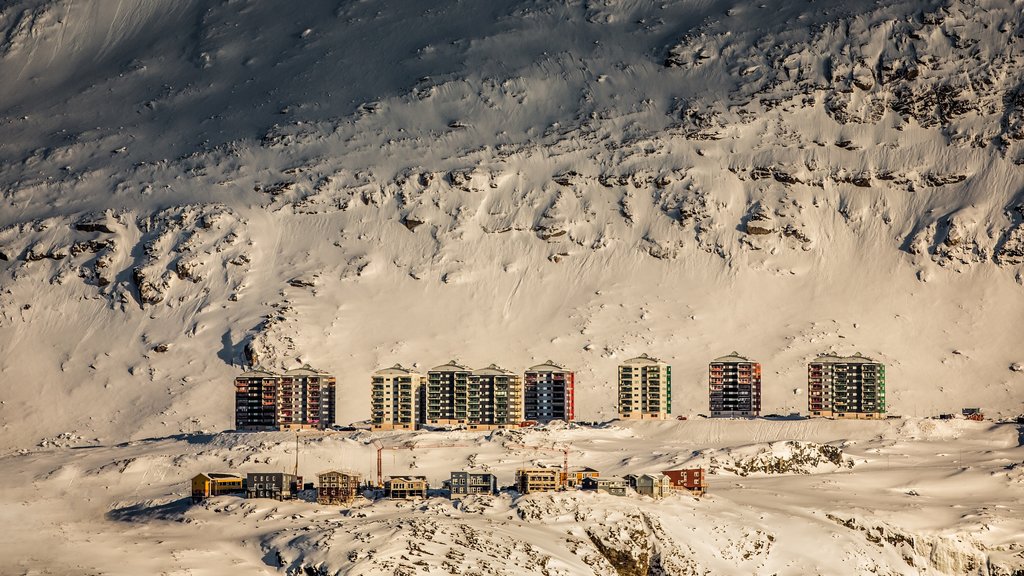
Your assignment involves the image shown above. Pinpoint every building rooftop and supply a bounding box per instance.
[196,472,243,480]
[812,352,880,364]
[284,364,332,377]
[374,364,422,376]
[526,360,569,372]
[317,469,362,478]
[430,360,472,372]
[621,353,665,365]
[473,363,515,376]
[711,351,755,363]
[238,368,280,378]
[386,475,427,482]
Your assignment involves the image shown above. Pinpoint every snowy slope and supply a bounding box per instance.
[0,0,1023,525]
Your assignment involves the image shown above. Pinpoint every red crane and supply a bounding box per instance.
[372,440,467,487]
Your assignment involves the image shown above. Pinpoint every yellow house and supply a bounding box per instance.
[191,473,244,502]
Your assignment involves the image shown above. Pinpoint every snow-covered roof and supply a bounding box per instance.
[374,364,422,376]
[473,363,514,376]
[621,353,664,365]
[812,353,880,364]
[196,472,242,480]
[430,360,472,372]
[284,364,331,377]
[238,368,280,378]
[526,360,569,372]
[711,351,755,363]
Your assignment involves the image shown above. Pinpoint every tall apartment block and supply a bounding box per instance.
[234,365,335,431]
[371,365,427,430]
[234,369,282,431]
[426,360,472,425]
[467,364,524,430]
[709,353,762,417]
[278,366,337,430]
[523,361,575,423]
[808,353,886,419]
[617,354,672,420]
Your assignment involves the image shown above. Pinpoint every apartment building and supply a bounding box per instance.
[449,471,498,495]
[317,471,362,505]
[515,468,560,494]
[234,369,281,431]
[709,352,762,418]
[617,354,672,420]
[426,360,472,425]
[808,354,886,419]
[523,361,575,423]
[561,466,600,489]
[467,364,524,430]
[278,365,336,430]
[371,365,426,430]
[581,476,627,496]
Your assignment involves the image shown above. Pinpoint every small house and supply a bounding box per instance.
[385,476,428,499]
[515,468,560,494]
[317,470,362,505]
[450,471,498,496]
[246,472,299,500]
[662,468,707,497]
[561,466,600,488]
[191,473,244,502]
[581,476,627,496]
[625,473,671,498]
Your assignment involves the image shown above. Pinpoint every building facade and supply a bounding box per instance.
[234,369,281,430]
[278,366,336,430]
[662,468,707,497]
[191,473,244,502]
[246,472,299,500]
[625,473,671,498]
[808,354,885,419]
[385,476,428,499]
[562,467,600,489]
[449,471,498,495]
[709,353,762,418]
[617,354,672,420]
[372,365,427,430]
[467,364,524,430]
[515,468,560,494]
[523,362,575,423]
[317,471,362,505]
[582,476,627,496]
[426,360,472,425]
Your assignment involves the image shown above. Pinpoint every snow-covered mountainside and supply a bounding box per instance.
[2,0,1024,457]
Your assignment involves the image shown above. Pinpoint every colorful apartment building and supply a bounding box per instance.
[316,471,362,505]
[515,468,560,494]
[426,360,472,425]
[617,354,672,420]
[449,471,498,495]
[467,364,524,430]
[582,476,627,496]
[278,366,336,430]
[709,352,762,418]
[662,468,707,497]
[234,369,281,431]
[190,473,244,502]
[371,365,426,430]
[234,366,336,431]
[808,354,885,419]
[523,361,575,423]
[385,476,428,499]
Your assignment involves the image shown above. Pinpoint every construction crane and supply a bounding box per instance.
[372,440,467,487]
[505,442,573,488]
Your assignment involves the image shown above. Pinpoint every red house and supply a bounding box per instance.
[662,468,707,497]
